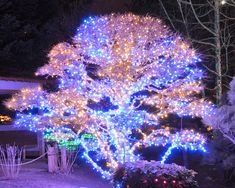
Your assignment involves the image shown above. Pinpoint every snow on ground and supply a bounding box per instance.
[0,160,112,188]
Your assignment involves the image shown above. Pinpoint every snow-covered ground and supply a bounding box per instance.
[0,160,112,188]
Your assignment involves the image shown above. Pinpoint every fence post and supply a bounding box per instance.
[61,146,67,172]
[47,145,58,173]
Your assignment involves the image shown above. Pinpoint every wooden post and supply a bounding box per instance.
[47,145,58,173]
[61,146,67,172]
[37,132,45,156]
[23,147,26,161]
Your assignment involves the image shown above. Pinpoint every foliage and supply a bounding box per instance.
[113,160,198,188]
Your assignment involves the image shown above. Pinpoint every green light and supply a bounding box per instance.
[59,140,80,150]
[81,133,96,139]
[43,132,96,150]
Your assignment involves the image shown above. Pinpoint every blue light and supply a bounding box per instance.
[7,14,215,179]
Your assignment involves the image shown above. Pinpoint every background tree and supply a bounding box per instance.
[156,0,235,105]
[6,14,213,178]
[205,77,235,182]
[212,77,235,144]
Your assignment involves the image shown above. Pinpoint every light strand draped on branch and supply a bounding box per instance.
[6,13,215,178]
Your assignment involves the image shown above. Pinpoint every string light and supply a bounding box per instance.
[5,14,214,179]
[113,161,198,188]
[0,115,11,123]
[221,0,226,5]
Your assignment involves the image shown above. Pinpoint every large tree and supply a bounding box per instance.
[6,14,214,178]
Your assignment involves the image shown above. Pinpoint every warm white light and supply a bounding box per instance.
[5,13,215,178]
[221,0,226,5]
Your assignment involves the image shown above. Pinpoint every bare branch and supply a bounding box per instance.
[158,0,176,31]
[188,0,216,35]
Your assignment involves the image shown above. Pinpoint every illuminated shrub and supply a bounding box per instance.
[113,161,198,188]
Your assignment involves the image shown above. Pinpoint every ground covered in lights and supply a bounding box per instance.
[0,159,233,188]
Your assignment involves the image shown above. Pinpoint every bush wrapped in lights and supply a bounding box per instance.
[113,160,198,188]
[6,13,214,178]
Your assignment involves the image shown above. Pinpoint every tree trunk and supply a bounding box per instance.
[215,0,222,105]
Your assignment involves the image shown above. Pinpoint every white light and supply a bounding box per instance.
[221,0,226,5]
